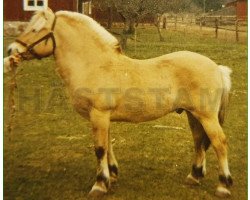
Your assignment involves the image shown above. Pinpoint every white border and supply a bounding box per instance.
[1,1,249,200]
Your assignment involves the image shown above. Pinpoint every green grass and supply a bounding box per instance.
[4,28,247,200]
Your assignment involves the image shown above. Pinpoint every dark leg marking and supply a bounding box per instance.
[96,173,110,189]
[108,164,118,176]
[202,134,211,151]
[95,147,105,160]
[191,165,204,178]
[176,108,184,114]
[219,175,233,187]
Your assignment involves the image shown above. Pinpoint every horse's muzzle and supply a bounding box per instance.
[7,42,26,56]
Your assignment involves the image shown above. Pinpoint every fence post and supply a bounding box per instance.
[200,17,203,31]
[235,19,239,42]
[134,28,137,54]
[215,18,218,38]
[175,15,177,30]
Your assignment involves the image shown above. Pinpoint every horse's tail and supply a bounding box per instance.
[218,65,232,125]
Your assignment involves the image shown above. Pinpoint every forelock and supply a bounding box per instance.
[24,11,48,33]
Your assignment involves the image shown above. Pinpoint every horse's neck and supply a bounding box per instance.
[52,16,120,87]
[54,17,116,68]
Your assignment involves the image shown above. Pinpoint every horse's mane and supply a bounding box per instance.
[56,11,121,53]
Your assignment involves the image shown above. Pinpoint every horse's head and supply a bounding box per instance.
[7,8,56,60]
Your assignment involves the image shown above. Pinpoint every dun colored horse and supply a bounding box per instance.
[6,8,233,198]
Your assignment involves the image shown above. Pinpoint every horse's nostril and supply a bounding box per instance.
[7,48,12,56]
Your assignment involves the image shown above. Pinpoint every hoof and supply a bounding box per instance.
[110,176,118,183]
[88,189,106,200]
[215,186,231,198]
[185,174,200,186]
[108,165,118,183]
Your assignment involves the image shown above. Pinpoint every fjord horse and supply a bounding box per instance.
[6,8,233,198]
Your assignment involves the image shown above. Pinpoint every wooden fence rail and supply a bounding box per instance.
[162,15,247,42]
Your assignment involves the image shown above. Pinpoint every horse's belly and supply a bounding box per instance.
[110,101,174,122]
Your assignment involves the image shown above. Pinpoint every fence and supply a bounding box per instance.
[161,15,247,42]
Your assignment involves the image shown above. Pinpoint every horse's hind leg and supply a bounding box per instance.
[199,115,233,197]
[185,111,210,185]
[88,109,111,198]
[108,129,118,182]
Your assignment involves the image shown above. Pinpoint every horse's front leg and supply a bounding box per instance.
[88,109,111,198]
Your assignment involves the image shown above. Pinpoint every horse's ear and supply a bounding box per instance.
[43,7,54,20]
[46,7,53,13]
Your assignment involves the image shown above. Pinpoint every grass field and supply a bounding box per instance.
[3,28,247,200]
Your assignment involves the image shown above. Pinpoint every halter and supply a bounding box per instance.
[15,15,57,60]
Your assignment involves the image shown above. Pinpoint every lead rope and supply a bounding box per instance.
[7,55,21,136]
[6,15,57,136]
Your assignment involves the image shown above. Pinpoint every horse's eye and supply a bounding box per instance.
[32,29,36,33]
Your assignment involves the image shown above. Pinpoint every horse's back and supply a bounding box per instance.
[150,51,218,71]
[132,51,222,89]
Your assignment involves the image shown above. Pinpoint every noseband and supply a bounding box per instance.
[15,15,57,60]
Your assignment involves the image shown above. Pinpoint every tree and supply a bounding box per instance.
[92,0,115,28]
[92,0,200,44]
[113,0,149,34]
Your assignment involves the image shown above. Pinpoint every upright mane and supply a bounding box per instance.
[56,11,121,53]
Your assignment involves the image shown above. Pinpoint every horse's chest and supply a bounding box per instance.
[72,95,91,120]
